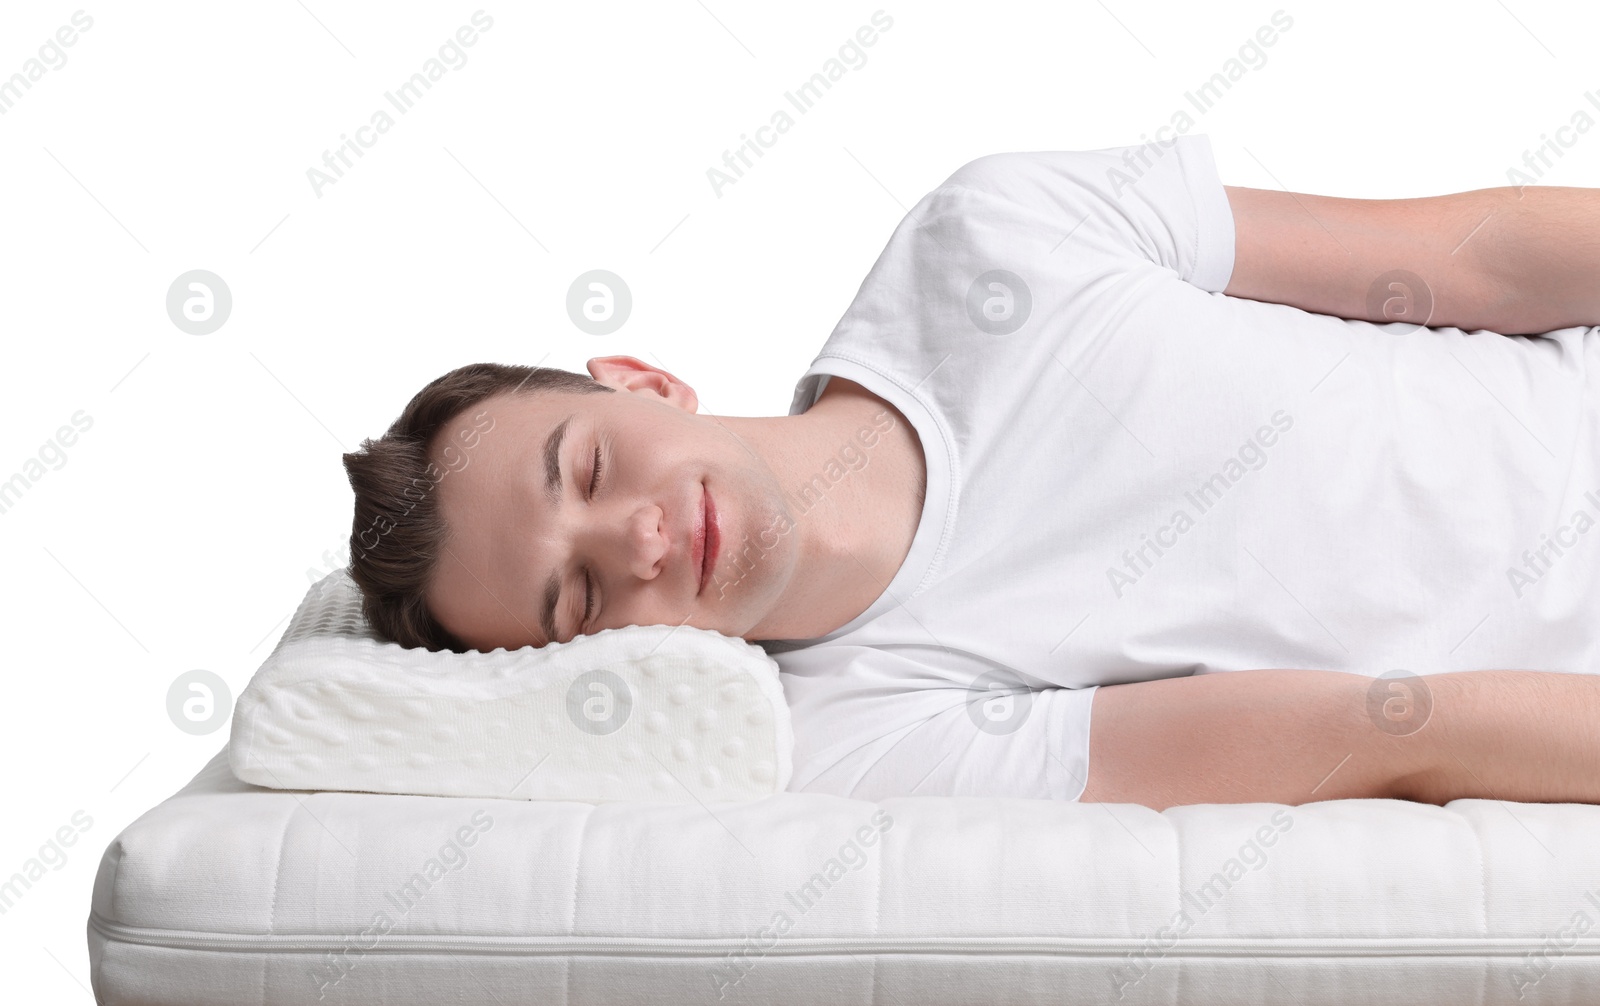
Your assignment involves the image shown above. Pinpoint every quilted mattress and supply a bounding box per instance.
[88,744,1600,1004]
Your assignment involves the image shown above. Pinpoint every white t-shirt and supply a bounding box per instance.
[762,132,1600,802]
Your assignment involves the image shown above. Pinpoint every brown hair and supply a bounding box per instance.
[342,362,613,651]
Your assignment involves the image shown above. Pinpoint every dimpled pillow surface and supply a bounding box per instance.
[228,570,793,802]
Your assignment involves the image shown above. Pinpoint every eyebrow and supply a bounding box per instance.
[538,414,576,645]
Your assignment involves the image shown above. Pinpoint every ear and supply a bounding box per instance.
[586,356,700,413]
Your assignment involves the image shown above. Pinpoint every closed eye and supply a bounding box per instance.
[582,441,603,629]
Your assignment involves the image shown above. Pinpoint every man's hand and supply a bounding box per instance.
[1222,184,1600,335]
[1079,667,1600,809]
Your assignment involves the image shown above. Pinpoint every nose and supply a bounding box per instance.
[607,503,666,581]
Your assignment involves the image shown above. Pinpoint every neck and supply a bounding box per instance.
[714,384,918,641]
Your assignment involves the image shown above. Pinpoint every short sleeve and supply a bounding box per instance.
[938,133,1236,293]
[777,645,1101,802]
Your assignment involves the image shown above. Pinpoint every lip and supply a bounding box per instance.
[693,485,707,595]
[695,483,720,597]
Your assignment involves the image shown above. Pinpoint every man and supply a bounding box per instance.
[343,134,1600,810]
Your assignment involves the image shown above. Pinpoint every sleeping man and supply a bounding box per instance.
[342,134,1600,811]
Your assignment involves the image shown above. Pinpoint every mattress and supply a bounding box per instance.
[88,745,1600,1004]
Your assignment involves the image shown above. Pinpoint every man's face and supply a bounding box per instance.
[425,379,797,650]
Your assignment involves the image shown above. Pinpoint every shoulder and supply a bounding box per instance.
[938,151,1037,191]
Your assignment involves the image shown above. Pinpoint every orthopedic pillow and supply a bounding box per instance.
[228,569,792,802]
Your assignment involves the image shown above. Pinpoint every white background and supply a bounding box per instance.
[0,0,1594,998]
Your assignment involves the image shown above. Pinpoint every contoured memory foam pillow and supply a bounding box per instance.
[229,570,792,802]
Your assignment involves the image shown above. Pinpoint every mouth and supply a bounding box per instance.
[695,483,720,597]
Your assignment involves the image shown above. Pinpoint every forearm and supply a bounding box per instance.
[1081,667,1600,810]
[1083,668,1434,808]
[1405,669,1600,805]
[1462,186,1600,335]
[1222,183,1600,336]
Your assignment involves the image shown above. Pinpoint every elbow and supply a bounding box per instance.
[1384,766,1449,805]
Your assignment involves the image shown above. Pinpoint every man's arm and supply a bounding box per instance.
[1079,667,1600,810]
[1222,184,1600,335]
